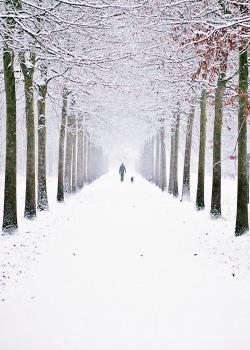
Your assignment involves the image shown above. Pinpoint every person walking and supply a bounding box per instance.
[119,163,126,182]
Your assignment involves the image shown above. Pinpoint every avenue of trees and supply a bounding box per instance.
[0,0,249,236]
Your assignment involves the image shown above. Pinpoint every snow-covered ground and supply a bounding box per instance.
[0,171,250,350]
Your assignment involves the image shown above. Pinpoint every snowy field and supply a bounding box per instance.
[0,170,250,350]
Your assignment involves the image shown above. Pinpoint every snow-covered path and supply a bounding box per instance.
[0,172,250,350]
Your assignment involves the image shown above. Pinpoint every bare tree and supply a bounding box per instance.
[57,87,68,202]
[72,113,77,193]
[37,63,49,211]
[235,40,249,236]
[83,129,89,184]
[210,57,227,218]
[159,123,167,191]
[173,111,180,197]
[2,0,21,232]
[77,116,84,190]
[20,52,36,218]
[168,116,176,194]
[182,106,195,200]
[196,89,207,210]
[155,131,160,187]
[64,99,75,194]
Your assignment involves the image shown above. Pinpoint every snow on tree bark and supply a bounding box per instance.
[168,118,175,194]
[173,111,180,198]
[57,88,68,202]
[235,42,249,236]
[2,45,18,232]
[77,117,84,190]
[159,124,167,191]
[37,65,49,211]
[210,62,227,218]
[83,129,88,184]
[182,106,195,201]
[64,102,74,194]
[20,52,36,218]
[155,131,160,187]
[72,113,77,193]
[2,0,21,232]
[196,89,207,210]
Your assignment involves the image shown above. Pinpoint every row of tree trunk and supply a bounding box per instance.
[138,107,192,201]
[2,37,54,233]
[139,44,249,236]
[2,49,109,234]
[57,90,109,203]
[139,121,168,191]
[2,0,110,235]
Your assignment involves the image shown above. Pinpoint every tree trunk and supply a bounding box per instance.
[2,45,18,232]
[210,69,227,218]
[57,88,68,202]
[20,52,36,218]
[155,131,160,187]
[235,43,249,236]
[168,117,175,194]
[144,144,148,180]
[2,0,21,232]
[152,136,156,183]
[37,66,48,211]
[146,142,151,180]
[87,139,91,183]
[196,89,207,210]
[64,109,74,194]
[77,118,84,190]
[160,125,167,191]
[83,130,88,183]
[88,142,94,182]
[173,112,180,197]
[182,106,195,200]
[72,119,77,193]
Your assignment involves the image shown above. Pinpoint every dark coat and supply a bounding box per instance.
[119,164,126,175]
